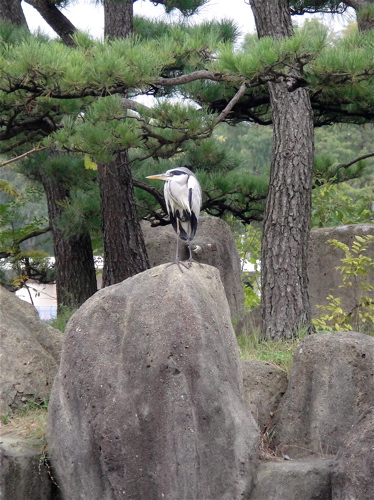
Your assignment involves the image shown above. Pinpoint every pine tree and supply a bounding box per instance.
[1,1,373,335]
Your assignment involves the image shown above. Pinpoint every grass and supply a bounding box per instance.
[0,397,49,442]
[48,306,77,332]
[237,327,309,375]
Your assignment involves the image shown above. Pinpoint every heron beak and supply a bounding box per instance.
[146,173,169,181]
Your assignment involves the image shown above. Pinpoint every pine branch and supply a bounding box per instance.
[0,147,47,168]
[0,225,51,259]
[132,179,167,213]
[331,152,374,176]
[214,82,247,125]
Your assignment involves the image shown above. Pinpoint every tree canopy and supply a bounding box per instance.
[1,0,373,336]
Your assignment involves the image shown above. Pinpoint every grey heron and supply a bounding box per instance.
[146,166,202,269]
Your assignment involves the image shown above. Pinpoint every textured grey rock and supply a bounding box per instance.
[242,361,288,432]
[250,458,334,500]
[332,407,374,500]
[142,216,245,329]
[309,224,374,332]
[0,433,58,500]
[0,286,63,415]
[47,264,259,500]
[271,332,374,458]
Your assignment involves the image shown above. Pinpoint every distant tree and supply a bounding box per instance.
[20,152,98,313]
[23,0,77,45]
[0,0,27,26]
[290,0,374,32]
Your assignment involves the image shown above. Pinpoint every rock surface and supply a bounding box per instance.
[0,286,63,415]
[47,264,259,500]
[308,224,374,331]
[0,432,58,500]
[242,361,288,432]
[271,332,374,458]
[332,407,374,500]
[142,216,245,328]
[250,458,334,500]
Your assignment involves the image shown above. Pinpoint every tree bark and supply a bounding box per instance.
[261,82,314,339]
[104,0,133,40]
[344,0,374,31]
[99,0,149,286]
[40,164,97,313]
[98,151,149,287]
[249,0,314,339]
[24,0,77,46]
[0,0,28,26]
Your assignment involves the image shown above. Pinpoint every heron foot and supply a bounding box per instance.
[165,260,190,273]
[187,257,203,268]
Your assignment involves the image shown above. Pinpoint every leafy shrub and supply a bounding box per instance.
[313,235,374,333]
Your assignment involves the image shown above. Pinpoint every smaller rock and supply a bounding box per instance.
[242,360,288,432]
[250,458,334,500]
[271,332,374,458]
[0,432,58,500]
[0,286,64,415]
[332,407,374,500]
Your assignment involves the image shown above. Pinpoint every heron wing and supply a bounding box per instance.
[164,172,202,241]
[187,175,202,217]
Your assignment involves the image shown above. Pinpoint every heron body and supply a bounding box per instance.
[146,167,202,267]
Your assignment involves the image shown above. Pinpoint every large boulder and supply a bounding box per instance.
[332,407,374,500]
[242,361,288,432]
[47,264,259,500]
[309,224,374,331]
[142,216,245,328]
[0,286,63,415]
[271,332,374,458]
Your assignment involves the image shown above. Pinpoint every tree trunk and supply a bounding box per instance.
[41,171,97,313]
[98,151,149,287]
[0,0,28,26]
[24,0,77,46]
[104,0,133,39]
[249,0,314,339]
[344,0,374,32]
[261,82,314,339]
[99,0,149,286]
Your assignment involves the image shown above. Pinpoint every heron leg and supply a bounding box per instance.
[188,240,194,263]
[165,218,189,272]
[175,226,180,262]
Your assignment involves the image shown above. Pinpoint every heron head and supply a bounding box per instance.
[146,167,193,183]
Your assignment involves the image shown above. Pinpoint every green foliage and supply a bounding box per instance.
[1,394,49,442]
[48,305,77,332]
[313,235,374,333]
[311,183,372,227]
[308,29,374,125]
[215,21,327,79]
[0,176,49,258]
[151,0,210,16]
[214,122,273,174]
[235,224,262,311]
[134,131,268,223]
[237,327,308,374]
[57,186,101,240]
[14,396,49,416]
[0,178,22,198]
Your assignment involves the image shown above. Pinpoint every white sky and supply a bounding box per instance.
[22,0,255,39]
[22,0,353,41]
